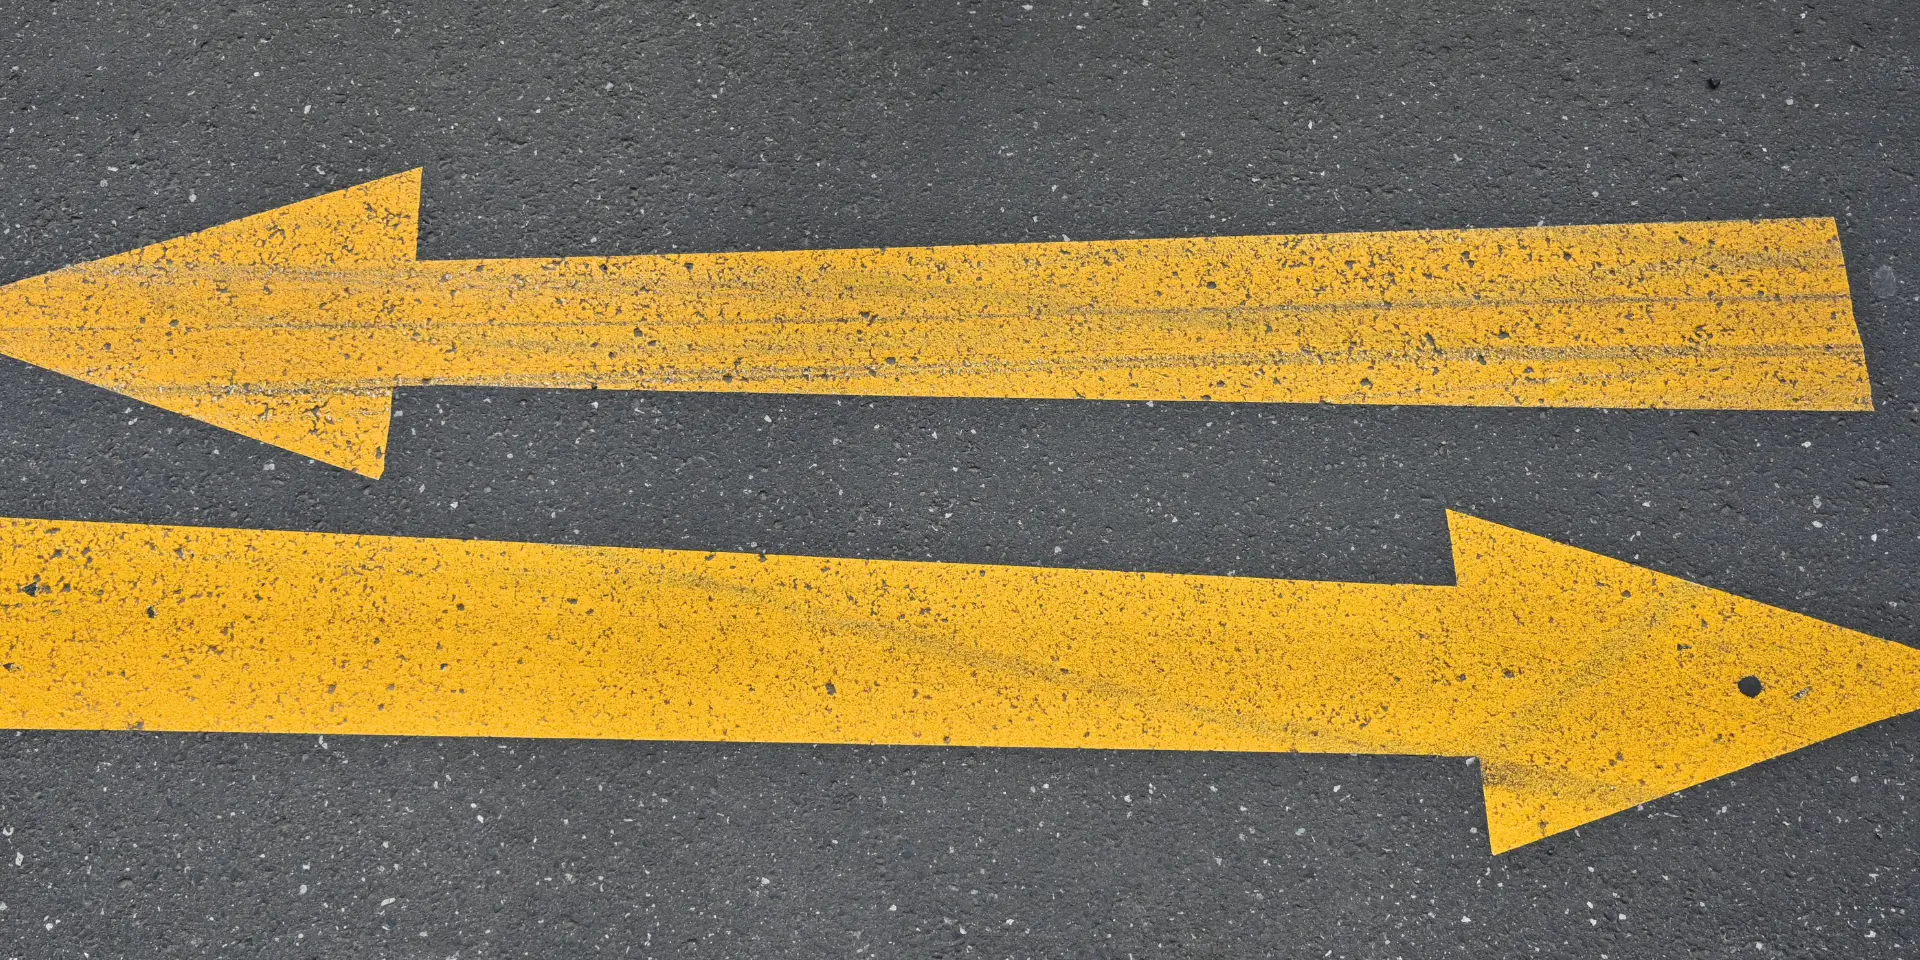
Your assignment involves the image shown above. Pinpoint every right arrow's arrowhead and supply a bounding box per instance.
[0,170,422,477]
[1448,512,1920,854]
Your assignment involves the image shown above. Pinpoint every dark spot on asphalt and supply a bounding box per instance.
[1738,675,1764,698]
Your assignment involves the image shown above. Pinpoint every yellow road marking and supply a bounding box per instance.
[2,512,1912,853]
[0,170,1869,477]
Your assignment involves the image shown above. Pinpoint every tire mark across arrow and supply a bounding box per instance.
[0,169,1870,477]
[2,512,1913,854]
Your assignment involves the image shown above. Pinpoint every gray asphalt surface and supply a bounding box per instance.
[1,1,1917,956]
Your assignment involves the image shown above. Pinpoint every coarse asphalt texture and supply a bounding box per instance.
[1,1,1917,956]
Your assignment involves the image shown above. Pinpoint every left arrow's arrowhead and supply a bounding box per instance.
[0,170,422,477]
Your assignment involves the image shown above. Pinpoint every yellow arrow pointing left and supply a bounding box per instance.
[1,512,1913,853]
[0,170,1870,477]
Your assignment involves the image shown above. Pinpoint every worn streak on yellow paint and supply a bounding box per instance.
[0,170,1870,477]
[1,512,1913,853]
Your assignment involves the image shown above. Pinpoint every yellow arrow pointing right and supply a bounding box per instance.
[1,511,1912,853]
[0,171,1872,477]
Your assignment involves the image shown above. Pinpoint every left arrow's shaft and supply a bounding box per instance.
[30,217,1867,410]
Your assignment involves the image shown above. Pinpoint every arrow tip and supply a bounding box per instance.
[165,390,394,479]
[0,171,424,477]
[1447,512,1920,854]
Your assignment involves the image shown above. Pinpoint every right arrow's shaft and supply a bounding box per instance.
[0,515,1468,755]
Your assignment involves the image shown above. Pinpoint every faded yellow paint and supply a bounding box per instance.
[1,511,1913,853]
[0,170,1870,477]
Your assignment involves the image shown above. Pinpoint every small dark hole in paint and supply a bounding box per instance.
[825,682,837,696]
[1737,675,1764,698]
